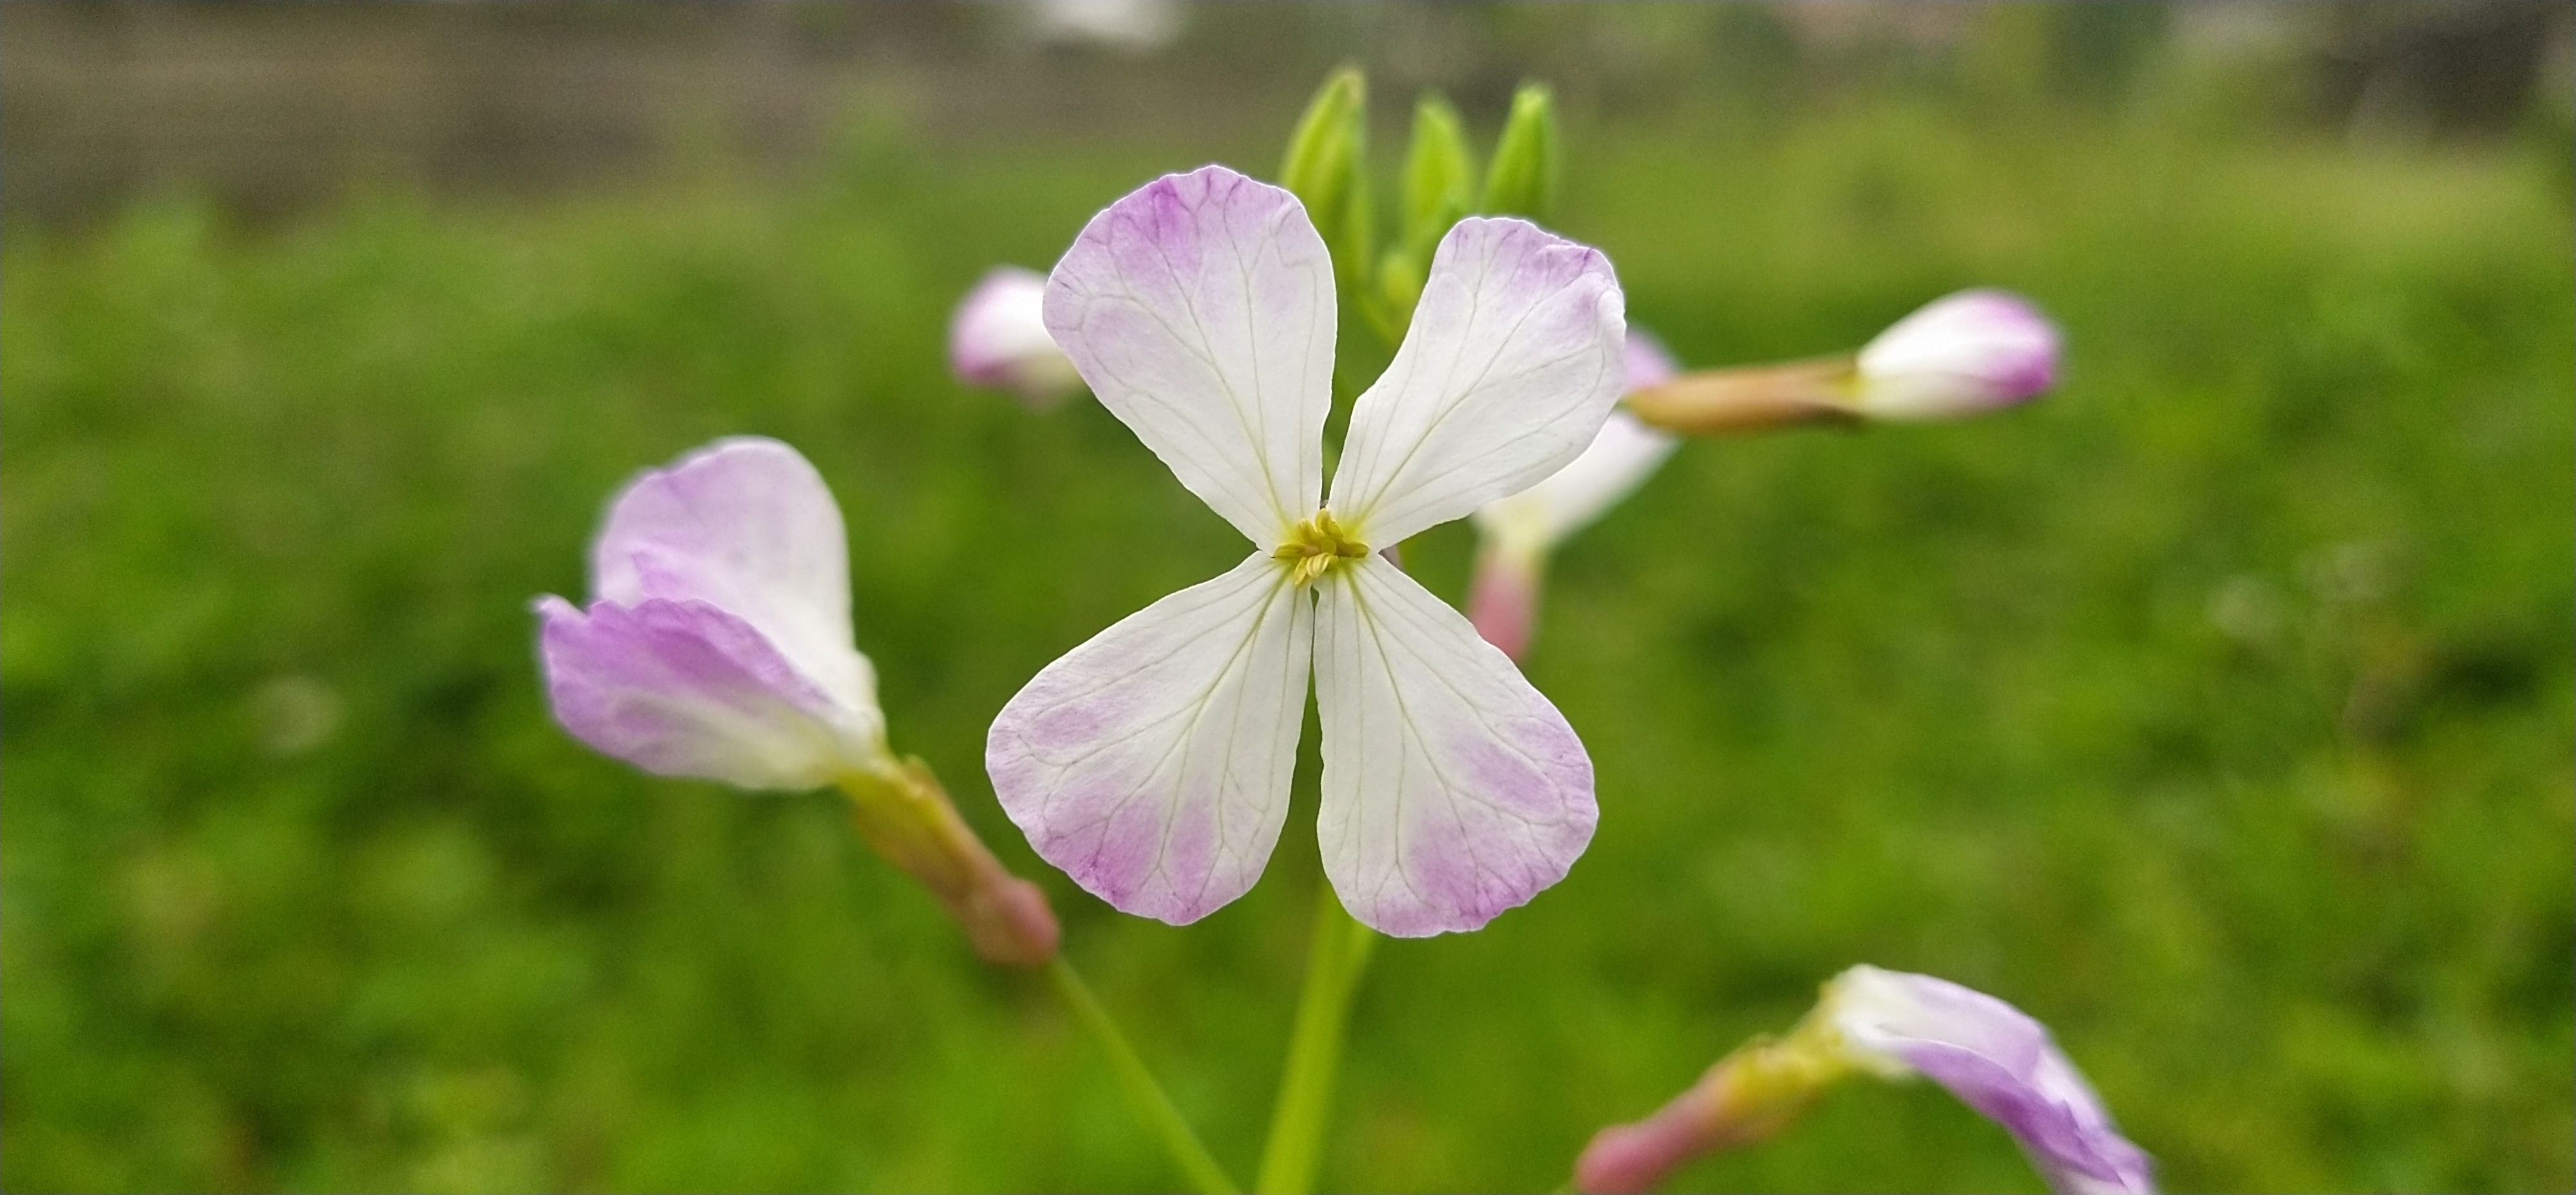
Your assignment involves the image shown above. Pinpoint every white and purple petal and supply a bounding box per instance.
[1314,554,1595,936]
[950,266,1086,408]
[589,437,880,731]
[536,596,862,790]
[1853,289,2060,420]
[1328,217,1626,547]
[1045,165,1334,544]
[1828,966,2155,1195]
[986,554,1313,925]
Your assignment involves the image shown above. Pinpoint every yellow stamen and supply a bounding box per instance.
[1273,510,1370,587]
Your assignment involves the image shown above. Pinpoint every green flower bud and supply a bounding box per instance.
[1401,93,1477,256]
[1278,66,1374,296]
[1481,82,1560,223]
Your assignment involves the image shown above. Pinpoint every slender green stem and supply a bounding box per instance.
[1047,955,1242,1195]
[1255,884,1380,1194]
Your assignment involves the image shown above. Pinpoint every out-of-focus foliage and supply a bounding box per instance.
[3,5,2570,1192]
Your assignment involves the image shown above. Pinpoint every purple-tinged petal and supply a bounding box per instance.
[536,596,864,790]
[1828,966,2155,1195]
[1622,328,1681,393]
[1853,289,2060,419]
[951,266,1086,408]
[1313,554,1595,936]
[986,554,1312,925]
[589,437,880,740]
[1471,409,1676,561]
[1329,218,1627,547]
[1045,165,1334,544]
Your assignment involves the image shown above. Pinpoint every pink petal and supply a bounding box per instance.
[589,437,878,726]
[1045,165,1334,545]
[1329,217,1627,546]
[1313,555,1595,936]
[986,554,1312,925]
[536,596,860,790]
[1830,966,2155,1194]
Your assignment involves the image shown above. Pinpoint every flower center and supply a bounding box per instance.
[1273,510,1370,587]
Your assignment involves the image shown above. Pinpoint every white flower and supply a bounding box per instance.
[985,165,1627,936]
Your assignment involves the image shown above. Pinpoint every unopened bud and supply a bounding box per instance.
[1279,66,1373,297]
[1852,289,2060,420]
[950,267,1084,409]
[840,758,1061,966]
[1482,82,1560,223]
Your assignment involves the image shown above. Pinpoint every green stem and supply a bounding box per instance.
[1255,885,1380,1194]
[1047,955,1241,1195]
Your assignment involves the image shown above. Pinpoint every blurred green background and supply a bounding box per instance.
[5,4,2571,1191]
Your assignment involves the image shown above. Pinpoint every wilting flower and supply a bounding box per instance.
[536,437,1058,965]
[1467,332,1683,659]
[1575,964,2152,1195]
[1823,966,2154,1194]
[950,266,1086,409]
[987,165,1625,937]
[1624,289,2060,434]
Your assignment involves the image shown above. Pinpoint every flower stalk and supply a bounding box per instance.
[836,760,1059,967]
[1048,955,1244,1195]
[1256,883,1380,1195]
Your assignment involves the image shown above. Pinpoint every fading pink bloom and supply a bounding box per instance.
[1468,332,1682,659]
[537,438,886,789]
[536,438,1057,965]
[949,267,1086,409]
[1575,965,2152,1195]
[1852,289,2060,419]
[986,165,1625,936]
[1825,966,2154,1195]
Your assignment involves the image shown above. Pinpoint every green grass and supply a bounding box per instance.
[5,77,2571,1193]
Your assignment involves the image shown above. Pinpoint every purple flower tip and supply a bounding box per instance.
[950,266,1084,408]
[1828,966,2155,1195]
[1853,288,2061,420]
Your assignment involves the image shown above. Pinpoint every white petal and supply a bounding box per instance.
[536,596,857,790]
[1313,555,1596,936]
[1470,409,1676,560]
[1327,218,1625,546]
[986,554,1313,925]
[1045,166,1334,544]
[590,437,882,742]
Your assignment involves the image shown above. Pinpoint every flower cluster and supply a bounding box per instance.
[533,65,2125,1195]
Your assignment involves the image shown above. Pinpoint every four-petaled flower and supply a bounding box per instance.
[985,165,1627,936]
